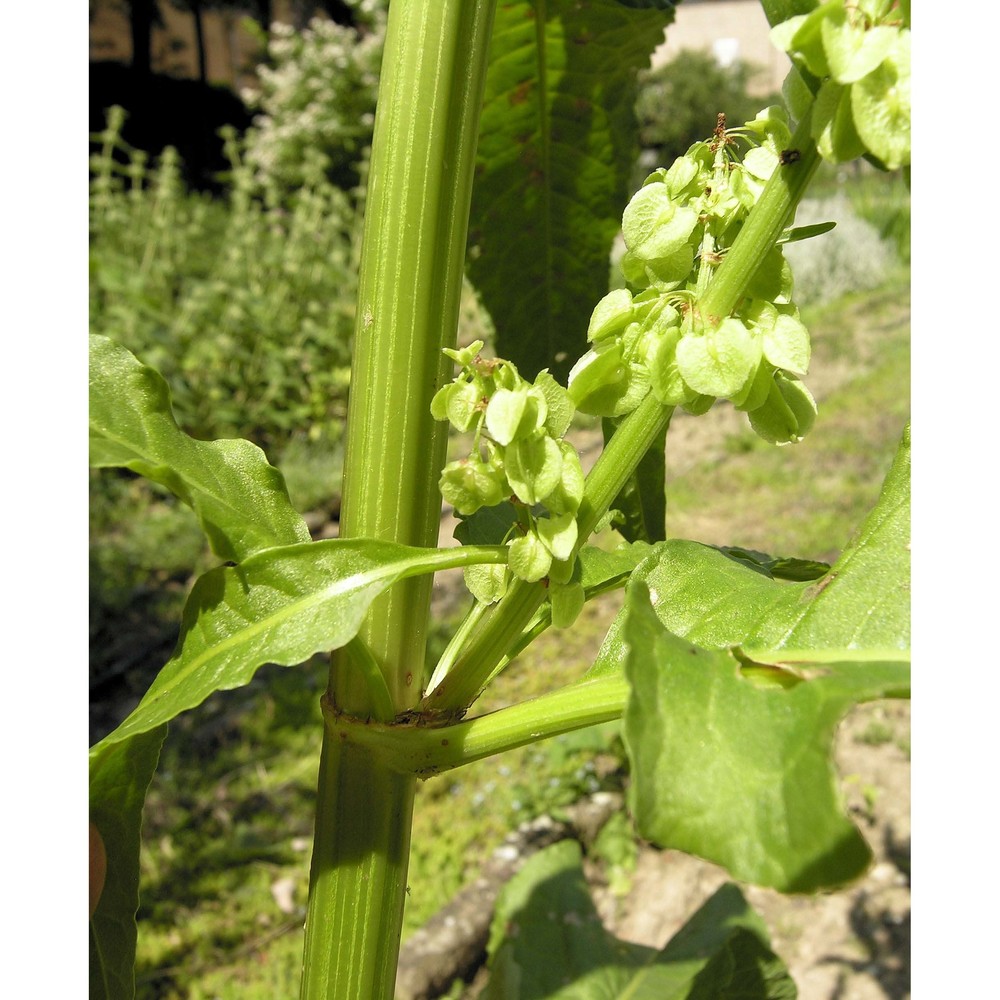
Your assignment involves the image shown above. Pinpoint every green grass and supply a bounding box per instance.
[855,721,894,747]
[111,272,908,998]
[133,654,624,998]
[664,272,910,562]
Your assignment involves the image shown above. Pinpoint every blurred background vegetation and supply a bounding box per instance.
[89,2,910,995]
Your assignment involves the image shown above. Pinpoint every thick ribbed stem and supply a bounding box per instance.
[300,3,497,997]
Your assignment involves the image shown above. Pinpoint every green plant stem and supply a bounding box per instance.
[698,111,820,323]
[344,636,397,724]
[301,2,497,997]
[328,675,629,776]
[425,392,674,713]
[301,739,416,999]
[426,596,492,694]
[332,0,497,718]
[496,572,634,672]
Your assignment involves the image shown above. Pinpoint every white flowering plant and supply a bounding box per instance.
[241,2,386,192]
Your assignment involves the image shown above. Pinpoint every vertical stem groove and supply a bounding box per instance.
[301,3,497,997]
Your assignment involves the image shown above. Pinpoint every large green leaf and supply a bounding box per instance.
[468,0,677,381]
[577,538,656,592]
[89,726,168,1000]
[616,427,911,891]
[481,839,796,998]
[95,539,507,748]
[623,607,907,892]
[594,424,910,673]
[642,424,909,651]
[89,335,310,563]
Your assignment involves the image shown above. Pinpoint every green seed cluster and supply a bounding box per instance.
[773,0,910,169]
[568,106,818,445]
[433,342,586,617]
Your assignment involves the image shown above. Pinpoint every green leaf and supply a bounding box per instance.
[769,0,840,77]
[506,434,563,504]
[445,380,485,432]
[762,312,811,375]
[534,370,576,438]
[850,33,911,170]
[569,340,652,417]
[748,374,817,445]
[544,439,586,515]
[745,247,793,304]
[536,511,578,561]
[440,457,507,515]
[821,18,897,84]
[811,80,866,164]
[465,562,510,605]
[623,602,907,891]
[481,840,795,998]
[89,726,168,1000]
[759,0,823,29]
[454,501,522,545]
[617,428,911,891]
[648,323,695,406]
[603,414,668,542]
[622,183,700,261]
[578,539,656,593]
[95,540,508,747]
[604,424,909,663]
[588,288,636,343]
[467,0,678,381]
[777,220,836,245]
[731,358,774,412]
[89,336,310,563]
[486,387,538,445]
[550,580,585,628]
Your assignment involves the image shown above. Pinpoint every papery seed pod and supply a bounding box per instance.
[508,529,552,583]
[747,373,817,445]
[587,288,635,343]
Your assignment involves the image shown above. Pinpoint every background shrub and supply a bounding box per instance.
[88,60,254,193]
[634,49,780,174]
[843,169,911,265]
[783,194,898,305]
[240,1,386,193]
[89,107,359,457]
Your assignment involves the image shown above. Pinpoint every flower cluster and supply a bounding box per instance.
[568,107,817,445]
[772,0,910,169]
[241,5,386,192]
[433,341,586,620]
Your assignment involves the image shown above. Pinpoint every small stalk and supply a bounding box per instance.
[428,117,825,716]
[426,392,673,713]
[698,111,821,323]
[426,597,492,694]
[301,2,497,997]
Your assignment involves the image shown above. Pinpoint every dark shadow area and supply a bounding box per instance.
[90,61,253,192]
[89,568,185,746]
[823,825,910,1000]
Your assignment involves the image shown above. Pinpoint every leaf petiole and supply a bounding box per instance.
[329,674,629,776]
[344,635,396,723]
